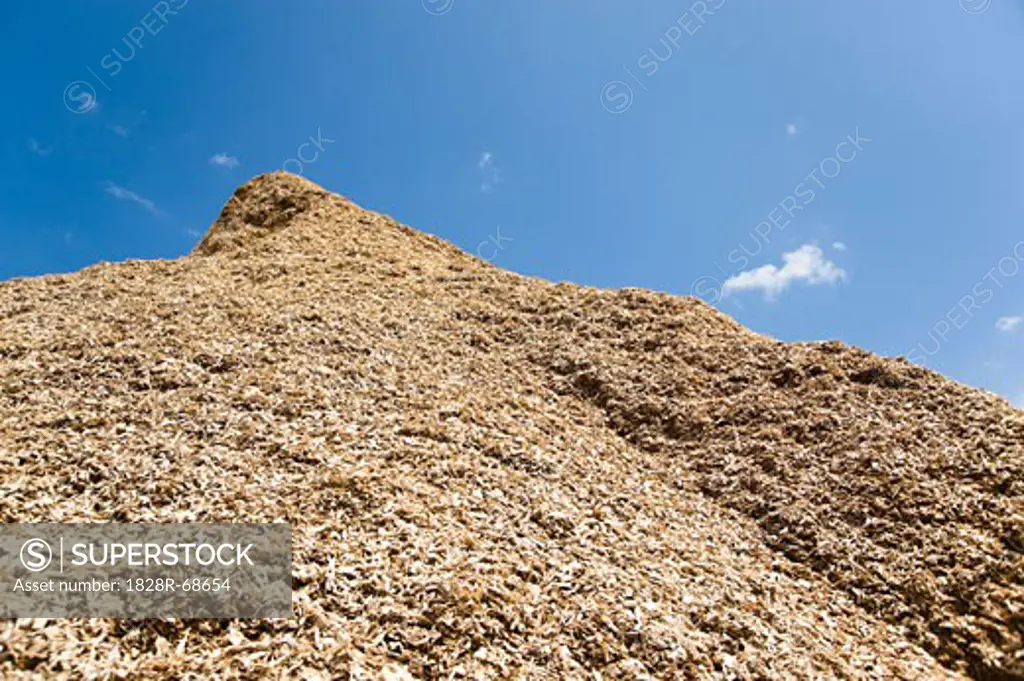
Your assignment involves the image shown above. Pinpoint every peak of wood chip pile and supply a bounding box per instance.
[0,172,1021,679]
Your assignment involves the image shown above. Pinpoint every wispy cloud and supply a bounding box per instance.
[104,182,161,216]
[109,124,130,138]
[832,241,847,252]
[28,139,53,157]
[786,122,799,139]
[723,244,847,300]
[478,151,501,192]
[209,152,240,169]
[996,316,1023,332]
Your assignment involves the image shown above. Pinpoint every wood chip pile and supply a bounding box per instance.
[0,173,1020,679]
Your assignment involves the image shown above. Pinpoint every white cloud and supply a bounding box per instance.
[786,123,799,139]
[478,151,501,192]
[28,139,52,156]
[109,124,130,138]
[723,244,847,300]
[995,316,1023,332]
[832,241,847,251]
[209,152,240,169]
[104,182,161,216]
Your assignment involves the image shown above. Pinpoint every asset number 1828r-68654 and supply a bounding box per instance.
[124,578,231,592]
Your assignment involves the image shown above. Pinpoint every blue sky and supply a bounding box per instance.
[1,1,1022,405]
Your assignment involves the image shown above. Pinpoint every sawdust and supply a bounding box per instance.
[0,172,1020,679]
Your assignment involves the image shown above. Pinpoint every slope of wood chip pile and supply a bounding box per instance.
[0,172,1020,679]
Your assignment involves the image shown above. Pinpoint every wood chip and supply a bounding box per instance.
[1,173,1020,679]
